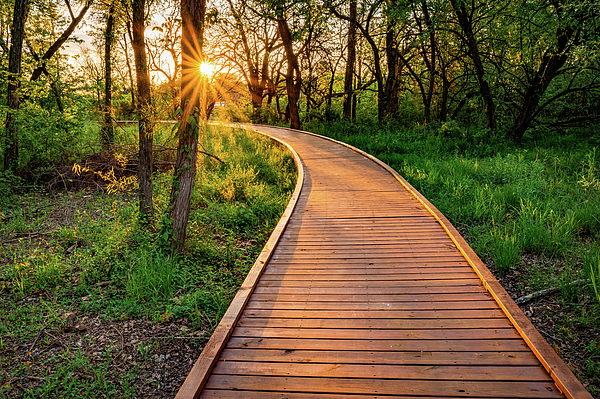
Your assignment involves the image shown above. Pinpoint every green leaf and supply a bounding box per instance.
[171,121,182,135]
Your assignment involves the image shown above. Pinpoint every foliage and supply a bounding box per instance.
[0,125,296,396]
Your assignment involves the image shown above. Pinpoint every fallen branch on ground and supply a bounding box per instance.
[514,278,590,305]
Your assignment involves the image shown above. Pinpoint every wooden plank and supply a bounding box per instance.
[242,309,506,319]
[271,254,466,260]
[246,297,500,311]
[199,391,495,399]
[218,348,540,366]
[268,258,471,265]
[259,273,478,281]
[236,317,512,329]
[204,375,563,398]
[250,292,492,302]
[266,260,472,267]
[226,337,528,352]
[245,300,501,310]
[212,361,551,381]
[256,279,483,288]
[263,267,475,274]
[230,327,519,340]
[253,285,487,294]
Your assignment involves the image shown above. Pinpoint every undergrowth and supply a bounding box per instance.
[0,125,296,397]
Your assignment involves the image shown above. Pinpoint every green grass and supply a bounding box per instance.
[0,124,296,397]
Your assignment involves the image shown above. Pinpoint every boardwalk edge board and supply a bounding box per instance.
[258,125,589,399]
[174,126,305,399]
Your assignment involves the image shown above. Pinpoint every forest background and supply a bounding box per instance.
[1,0,600,397]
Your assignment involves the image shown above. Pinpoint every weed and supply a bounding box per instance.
[517,199,552,254]
[582,244,600,305]
[126,250,178,301]
[491,224,521,274]
[558,254,583,302]
[578,147,600,191]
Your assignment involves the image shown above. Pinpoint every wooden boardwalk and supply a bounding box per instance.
[177,126,591,399]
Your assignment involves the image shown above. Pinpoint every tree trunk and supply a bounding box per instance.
[421,0,436,124]
[103,2,115,146]
[4,0,28,171]
[131,0,154,220]
[277,15,301,130]
[449,0,496,131]
[166,0,206,253]
[508,26,574,142]
[123,28,136,110]
[353,48,361,121]
[383,11,399,121]
[343,0,357,119]
[439,67,450,122]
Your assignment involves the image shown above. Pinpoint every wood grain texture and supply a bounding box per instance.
[176,125,590,399]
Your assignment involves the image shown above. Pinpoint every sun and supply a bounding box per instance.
[199,62,215,76]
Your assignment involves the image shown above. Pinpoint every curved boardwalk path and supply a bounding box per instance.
[177,126,591,399]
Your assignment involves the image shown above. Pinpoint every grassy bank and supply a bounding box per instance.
[306,120,600,395]
[0,125,296,398]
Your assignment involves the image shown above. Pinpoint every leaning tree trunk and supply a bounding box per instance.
[4,0,28,171]
[165,0,206,253]
[343,0,357,119]
[131,0,154,220]
[277,15,302,130]
[508,26,574,142]
[449,0,496,131]
[103,2,115,146]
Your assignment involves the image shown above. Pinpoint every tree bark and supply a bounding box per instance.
[383,6,399,121]
[277,14,302,130]
[4,0,28,171]
[421,0,436,124]
[342,0,357,119]
[103,2,115,146]
[449,0,496,131]
[131,0,154,220]
[166,0,206,253]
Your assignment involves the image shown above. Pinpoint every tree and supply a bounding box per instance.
[506,0,598,141]
[342,0,357,118]
[103,1,116,146]
[221,0,281,121]
[131,0,154,220]
[276,7,302,129]
[165,0,207,253]
[448,0,496,131]
[4,0,28,171]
